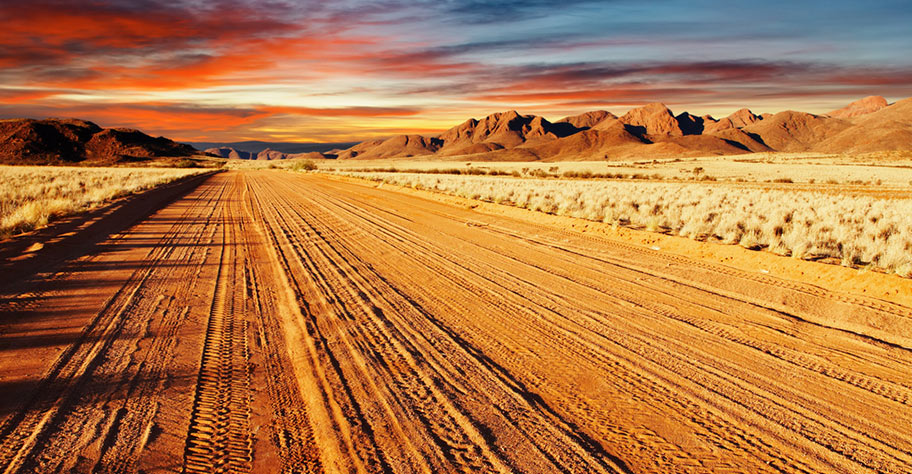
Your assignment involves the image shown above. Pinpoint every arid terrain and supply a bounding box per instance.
[4,0,912,471]
[2,169,911,473]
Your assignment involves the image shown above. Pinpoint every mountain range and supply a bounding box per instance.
[186,140,358,156]
[0,118,196,164]
[334,96,912,161]
[202,147,337,161]
[2,96,909,165]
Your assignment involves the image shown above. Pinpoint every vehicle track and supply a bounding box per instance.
[1,169,910,473]
[182,211,254,473]
[248,171,911,473]
[0,176,226,473]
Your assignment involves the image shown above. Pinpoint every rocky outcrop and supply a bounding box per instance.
[827,95,889,119]
[0,118,196,164]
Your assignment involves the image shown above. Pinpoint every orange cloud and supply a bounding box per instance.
[0,1,383,91]
[470,87,712,105]
[261,106,421,117]
[78,106,271,135]
[0,100,430,142]
[0,89,65,104]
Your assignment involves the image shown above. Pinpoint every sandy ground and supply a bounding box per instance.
[1,170,911,473]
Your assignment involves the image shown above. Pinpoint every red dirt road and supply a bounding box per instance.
[1,170,911,473]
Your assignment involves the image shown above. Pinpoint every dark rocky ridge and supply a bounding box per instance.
[0,118,197,164]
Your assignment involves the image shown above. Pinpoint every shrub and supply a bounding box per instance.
[291,159,318,171]
[174,159,199,168]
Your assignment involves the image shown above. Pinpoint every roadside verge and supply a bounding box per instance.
[0,171,220,287]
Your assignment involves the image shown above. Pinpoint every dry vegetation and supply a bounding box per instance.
[320,153,912,186]
[343,171,912,277]
[0,166,207,238]
[223,158,317,171]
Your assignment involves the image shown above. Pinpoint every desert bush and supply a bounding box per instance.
[291,159,318,171]
[0,166,205,238]
[173,158,199,168]
[342,172,912,276]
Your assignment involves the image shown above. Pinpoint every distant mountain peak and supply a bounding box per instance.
[620,103,684,137]
[325,95,912,161]
[827,95,889,119]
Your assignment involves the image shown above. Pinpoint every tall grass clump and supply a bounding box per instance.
[0,166,205,238]
[344,172,912,277]
[290,159,318,171]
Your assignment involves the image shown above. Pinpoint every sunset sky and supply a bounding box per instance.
[1,0,911,143]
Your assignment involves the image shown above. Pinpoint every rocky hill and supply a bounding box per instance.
[335,96,911,161]
[0,118,197,164]
[204,146,332,160]
[826,96,889,119]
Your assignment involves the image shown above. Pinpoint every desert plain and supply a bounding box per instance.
[2,0,912,469]
[1,149,911,473]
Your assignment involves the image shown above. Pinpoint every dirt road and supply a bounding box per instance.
[1,170,911,473]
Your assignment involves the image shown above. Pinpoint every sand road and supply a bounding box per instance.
[1,170,911,473]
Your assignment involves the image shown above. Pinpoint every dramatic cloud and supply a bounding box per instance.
[1,0,910,141]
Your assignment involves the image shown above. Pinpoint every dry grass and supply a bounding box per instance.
[345,172,912,277]
[0,166,207,238]
[223,159,313,170]
[322,154,912,186]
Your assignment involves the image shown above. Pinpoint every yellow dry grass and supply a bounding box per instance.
[322,156,912,186]
[0,165,206,238]
[344,171,912,277]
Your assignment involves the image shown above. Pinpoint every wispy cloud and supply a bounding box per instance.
[1,0,910,141]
